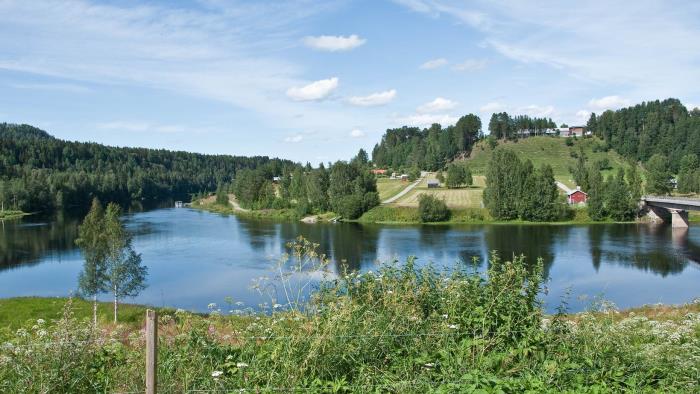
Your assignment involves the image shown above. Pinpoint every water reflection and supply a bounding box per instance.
[0,208,698,312]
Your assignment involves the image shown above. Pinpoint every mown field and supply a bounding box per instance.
[390,175,486,209]
[376,177,410,201]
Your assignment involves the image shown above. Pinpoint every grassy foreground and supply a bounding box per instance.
[1,239,699,392]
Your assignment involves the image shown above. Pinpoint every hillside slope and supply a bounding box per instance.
[465,136,629,188]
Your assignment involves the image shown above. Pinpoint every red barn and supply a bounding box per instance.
[567,187,588,204]
[371,169,387,175]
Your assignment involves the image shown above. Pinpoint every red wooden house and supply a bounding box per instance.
[567,187,588,204]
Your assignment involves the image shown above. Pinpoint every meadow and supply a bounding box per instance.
[1,238,698,393]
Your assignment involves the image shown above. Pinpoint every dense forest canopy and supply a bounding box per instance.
[371,114,482,171]
[587,98,700,172]
[0,123,296,212]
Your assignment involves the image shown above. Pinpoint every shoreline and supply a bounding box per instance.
[0,210,29,220]
[190,199,699,226]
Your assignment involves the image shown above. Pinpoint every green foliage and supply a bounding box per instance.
[372,114,482,171]
[445,163,472,188]
[215,183,229,205]
[489,112,556,140]
[677,153,700,193]
[4,241,697,392]
[589,98,700,171]
[417,194,450,222]
[645,154,672,195]
[604,168,637,221]
[0,123,295,213]
[586,168,606,221]
[484,148,566,221]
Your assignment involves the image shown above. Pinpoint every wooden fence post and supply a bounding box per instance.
[146,309,158,394]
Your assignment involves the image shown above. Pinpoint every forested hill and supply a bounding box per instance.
[0,123,296,213]
[586,98,700,172]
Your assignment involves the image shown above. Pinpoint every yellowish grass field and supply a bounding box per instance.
[377,178,411,200]
[391,175,485,208]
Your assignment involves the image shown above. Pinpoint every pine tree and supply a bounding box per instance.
[645,154,672,195]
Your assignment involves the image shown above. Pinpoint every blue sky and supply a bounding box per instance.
[1,0,699,163]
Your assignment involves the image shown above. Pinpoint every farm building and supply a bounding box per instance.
[371,169,387,175]
[427,179,439,188]
[567,187,588,204]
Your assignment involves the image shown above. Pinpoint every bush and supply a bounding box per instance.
[335,194,365,219]
[565,137,574,146]
[418,194,450,222]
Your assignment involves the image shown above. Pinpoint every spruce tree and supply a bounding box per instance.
[587,168,606,221]
[645,154,671,195]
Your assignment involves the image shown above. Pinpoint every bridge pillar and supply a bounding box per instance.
[670,209,689,229]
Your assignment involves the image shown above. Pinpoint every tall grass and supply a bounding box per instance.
[1,237,699,392]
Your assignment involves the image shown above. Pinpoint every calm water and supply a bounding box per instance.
[1,208,699,313]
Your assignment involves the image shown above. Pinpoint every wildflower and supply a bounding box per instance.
[235,301,245,306]
[442,314,448,319]
[175,308,186,315]
[423,362,435,368]
[236,362,249,368]
[37,329,47,337]
[36,319,45,325]
[448,324,459,329]
[273,304,282,309]
[387,290,394,295]
[211,370,224,378]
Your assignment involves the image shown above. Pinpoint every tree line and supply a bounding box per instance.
[483,149,565,221]
[488,113,557,140]
[586,98,700,173]
[0,123,296,213]
[231,150,379,219]
[371,114,482,172]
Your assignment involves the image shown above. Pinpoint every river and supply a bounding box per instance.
[1,207,699,313]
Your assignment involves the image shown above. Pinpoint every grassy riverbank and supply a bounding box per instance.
[1,242,698,392]
[0,210,28,220]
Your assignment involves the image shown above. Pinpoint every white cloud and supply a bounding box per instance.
[349,129,365,138]
[394,1,700,99]
[417,97,457,113]
[479,102,504,112]
[518,104,554,118]
[284,134,304,143]
[395,113,459,128]
[419,58,448,69]
[587,96,630,111]
[11,82,90,93]
[97,121,188,134]
[452,59,487,72]
[286,77,339,101]
[303,34,366,51]
[575,110,592,124]
[348,89,396,107]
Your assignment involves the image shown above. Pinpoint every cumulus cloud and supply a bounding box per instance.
[479,102,504,112]
[575,110,592,124]
[349,129,366,138]
[452,59,487,72]
[286,77,339,101]
[284,134,304,143]
[587,96,630,111]
[348,89,396,107]
[303,34,366,51]
[417,97,457,113]
[419,58,448,69]
[396,113,459,128]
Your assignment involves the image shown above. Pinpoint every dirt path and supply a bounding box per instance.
[382,177,423,204]
[228,197,249,212]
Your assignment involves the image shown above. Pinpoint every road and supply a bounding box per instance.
[381,177,423,204]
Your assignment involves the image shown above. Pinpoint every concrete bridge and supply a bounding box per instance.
[642,196,700,228]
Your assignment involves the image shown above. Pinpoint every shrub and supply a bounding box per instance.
[336,194,364,219]
[418,194,450,222]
